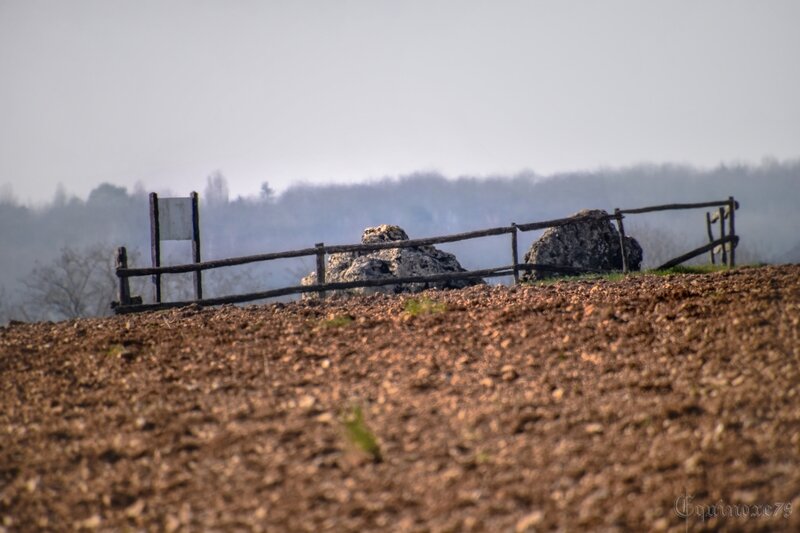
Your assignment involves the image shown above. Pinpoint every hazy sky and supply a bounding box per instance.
[1,0,798,204]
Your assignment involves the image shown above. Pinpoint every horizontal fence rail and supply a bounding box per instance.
[657,235,739,270]
[618,200,738,215]
[113,263,609,314]
[120,226,517,276]
[112,197,739,314]
[515,212,617,232]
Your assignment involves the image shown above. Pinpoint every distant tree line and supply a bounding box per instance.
[1,160,798,323]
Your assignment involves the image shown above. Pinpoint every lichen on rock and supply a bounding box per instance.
[301,224,483,297]
[521,209,643,281]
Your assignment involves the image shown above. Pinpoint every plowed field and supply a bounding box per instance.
[2,265,799,532]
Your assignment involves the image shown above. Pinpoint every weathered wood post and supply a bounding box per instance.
[705,211,716,265]
[718,206,727,266]
[728,196,736,268]
[315,242,326,299]
[115,246,131,307]
[511,223,520,284]
[149,192,162,303]
[614,209,628,274]
[191,191,203,300]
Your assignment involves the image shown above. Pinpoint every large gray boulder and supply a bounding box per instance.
[301,224,483,296]
[521,209,643,281]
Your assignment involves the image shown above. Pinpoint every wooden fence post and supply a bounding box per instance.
[728,196,736,268]
[511,223,520,284]
[315,243,326,299]
[614,209,628,273]
[116,246,131,307]
[705,212,716,265]
[191,191,203,300]
[718,207,727,266]
[149,192,162,303]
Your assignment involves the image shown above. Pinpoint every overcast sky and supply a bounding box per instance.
[1,0,798,204]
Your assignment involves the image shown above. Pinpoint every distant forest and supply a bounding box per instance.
[2,160,798,323]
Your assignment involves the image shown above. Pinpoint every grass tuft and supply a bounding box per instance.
[341,405,382,462]
[404,297,447,316]
[525,263,743,285]
[649,264,731,276]
[475,451,492,464]
[107,344,125,357]
[321,314,354,328]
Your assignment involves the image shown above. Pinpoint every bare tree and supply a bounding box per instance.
[0,285,18,325]
[19,244,139,321]
[260,181,275,203]
[204,171,229,207]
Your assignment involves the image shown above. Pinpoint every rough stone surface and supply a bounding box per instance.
[2,266,799,532]
[521,209,643,280]
[301,224,483,296]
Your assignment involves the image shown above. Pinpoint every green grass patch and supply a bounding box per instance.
[649,264,731,276]
[527,271,631,285]
[106,344,125,357]
[341,405,382,462]
[321,314,354,328]
[404,297,447,316]
[524,263,744,286]
[475,451,492,464]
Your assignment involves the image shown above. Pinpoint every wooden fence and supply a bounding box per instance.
[112,197,739,314]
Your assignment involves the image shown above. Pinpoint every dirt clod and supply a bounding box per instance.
[1,265,799,531]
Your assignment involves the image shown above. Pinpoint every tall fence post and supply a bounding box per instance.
[315,243,326,299]
[718,207,727,266]
[149,192,162,303]
[614,209,628,274]
[705,211,716,265]
[116,246,131,306]
[728,196,736,268]
[511,223,520,284]
[190,191,203,300]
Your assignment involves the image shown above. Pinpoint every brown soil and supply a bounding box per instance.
[1,265,799,532]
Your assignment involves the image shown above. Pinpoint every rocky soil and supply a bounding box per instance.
[1,265,799,532]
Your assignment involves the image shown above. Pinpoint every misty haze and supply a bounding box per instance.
[1,160,798,323]
[3,2,800,531]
